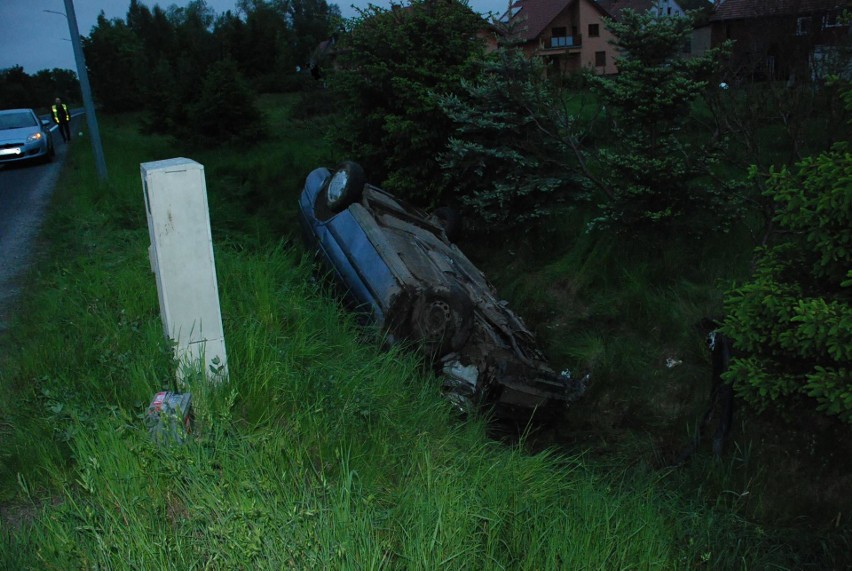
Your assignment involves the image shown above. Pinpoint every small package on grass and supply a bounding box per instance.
[145,391,192,444]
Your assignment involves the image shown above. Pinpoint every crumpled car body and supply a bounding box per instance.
[297,162,585,421]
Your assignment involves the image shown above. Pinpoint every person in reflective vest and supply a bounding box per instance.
[52,97,71,143]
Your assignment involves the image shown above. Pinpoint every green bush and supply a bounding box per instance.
[188,58,267,146]
[328,0,485,205]
[723,106,852,422]
[82,15,147,112]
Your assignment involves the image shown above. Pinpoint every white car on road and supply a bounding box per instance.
[0,108,55,165]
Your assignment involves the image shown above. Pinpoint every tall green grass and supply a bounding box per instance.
[465,212,754,444]
[456,111,852,567]
[1,94,847,570]
[0,97,677,569]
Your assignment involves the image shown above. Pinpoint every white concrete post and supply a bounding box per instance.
[140,158,228,383]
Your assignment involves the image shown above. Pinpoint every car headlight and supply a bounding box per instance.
[26,132,44,143]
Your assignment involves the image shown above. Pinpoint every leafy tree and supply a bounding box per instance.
[722,78,852,424]
[437,47,593,230]
[0,66,80,111]
[329,0,486,205]
[169,0,219,115]
[213,8,248,63]
[188,58,267,145]
[590,9,734,233]
[141,58,180,135]
[223,1,289,90]
[126,4,182,132]
[32,69,81,106]
[127,1,180,66]
[287,0,342,70]
[135,1,219,135]
[0,67,31,109]
[78,0,334,140]
[82,14,145,112]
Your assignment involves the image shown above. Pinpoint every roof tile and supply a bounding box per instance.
[507,0,577,41]
[597,0,659,19]
[711,0,848,21]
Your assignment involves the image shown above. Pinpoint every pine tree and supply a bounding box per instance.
[437,48,592,230]
[591,9,733,233]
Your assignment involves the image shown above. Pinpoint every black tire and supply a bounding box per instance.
[39,146,53,165]
[410,285,474,356]
[326,161,366,213]
[431,206,462,243]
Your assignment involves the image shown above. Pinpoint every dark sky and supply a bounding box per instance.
[0,0,507,75]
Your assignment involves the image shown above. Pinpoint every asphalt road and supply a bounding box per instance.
[0,115,82,334]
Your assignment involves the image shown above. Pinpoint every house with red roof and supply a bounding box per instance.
[499,0,620,75]
[499,0,687,76]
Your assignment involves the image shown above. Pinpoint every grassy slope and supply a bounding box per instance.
[0,93,847,568]
[456,86,852,562]
[0,97,681,569]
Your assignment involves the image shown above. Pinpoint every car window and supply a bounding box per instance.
[0,112,37,130]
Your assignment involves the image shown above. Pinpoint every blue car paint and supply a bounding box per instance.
[297,164,583,419]
[299,167,398,325]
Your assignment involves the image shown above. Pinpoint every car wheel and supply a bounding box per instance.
[410,285,474,356]
[430,206,462,243]
[326,161,366,212]
[38,148,53,165]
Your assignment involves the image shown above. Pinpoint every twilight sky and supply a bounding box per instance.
[0,0,510,74]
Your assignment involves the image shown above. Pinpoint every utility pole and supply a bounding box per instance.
[50,0,108,181]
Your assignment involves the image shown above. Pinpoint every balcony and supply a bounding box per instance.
[546,34,581,50]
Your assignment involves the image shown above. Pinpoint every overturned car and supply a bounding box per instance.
[297,161,586,421]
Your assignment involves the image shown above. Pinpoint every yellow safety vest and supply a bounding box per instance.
[52,103,69,123]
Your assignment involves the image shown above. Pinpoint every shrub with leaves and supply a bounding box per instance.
[0,66,80,110]
[437,47,593,230]
[82,14,147,113]
[722,80,852,422]
[590,9,734,232]
[328,0,485,205]
[188,58,267,145]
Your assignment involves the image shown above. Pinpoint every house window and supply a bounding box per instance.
[595,51,606,67]
[796,16,812,36]
[551,26,569,47]
[589,24,600,38]
[823,11,844,29]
